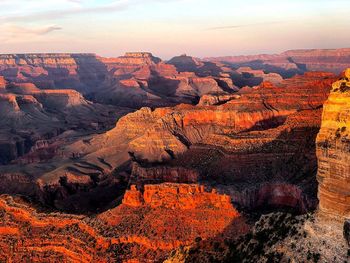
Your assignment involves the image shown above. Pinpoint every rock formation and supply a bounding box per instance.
[98,183,246,261]
[0,182,246,262]
[235,67,284,86]
[0,78,128,165]
[122,183,235,210]
[316,69,350,218]
[0,53,239,109]
[206,48,350,76]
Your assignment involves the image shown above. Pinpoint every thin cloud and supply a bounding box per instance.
[7,25,62,35]
[206,21,286,31]
[0,0,179,22]
[0,24,62,41]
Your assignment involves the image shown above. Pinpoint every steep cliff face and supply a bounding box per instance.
[317,69,350,218]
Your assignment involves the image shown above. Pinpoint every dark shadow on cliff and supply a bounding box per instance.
[162,123,321,215]
[224,60,304,79]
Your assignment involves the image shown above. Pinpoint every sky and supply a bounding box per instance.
[0,0,349,59]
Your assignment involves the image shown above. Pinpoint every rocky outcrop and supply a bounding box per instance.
[122,183,235,210]
[0,50,348,110]
[316,69,350,218]
[0,53,108,92]
[283,49,350,73]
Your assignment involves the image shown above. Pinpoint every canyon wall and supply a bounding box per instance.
[317,69,350,218]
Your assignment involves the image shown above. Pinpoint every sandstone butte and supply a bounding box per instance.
[317,68,350,218]
[0,183,247,262]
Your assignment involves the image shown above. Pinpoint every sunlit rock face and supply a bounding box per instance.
[122,183,236,211]
[317,69,350,218]
[0,185,247,262]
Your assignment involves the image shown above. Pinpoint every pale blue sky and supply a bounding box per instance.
[0,0,348,58]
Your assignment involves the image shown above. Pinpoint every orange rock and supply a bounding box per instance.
[122,185,144,207]
[122,183,238,213]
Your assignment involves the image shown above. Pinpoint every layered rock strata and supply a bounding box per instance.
[316,69,350,218]
[0,182,246,262]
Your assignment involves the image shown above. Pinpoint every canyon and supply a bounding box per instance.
[0,50,350,262]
